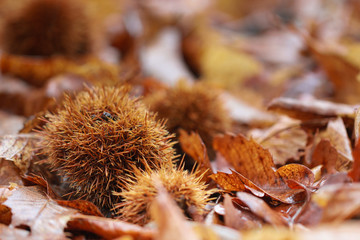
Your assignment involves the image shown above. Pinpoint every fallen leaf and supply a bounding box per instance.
[236,192,288,226]
[223,194,263,230]
[0,186,14,226]
[349,139,360,182]
[319,117,353,169]
[0,134,40,174]
[312,183,360,223]
[213,134,276,184]
[221,93,276,126]
[211,134,312,203]
[3,186,77,238]
[56,200,103,217]
[210,171,246,192]
[22,174,58,199]
[0,206,12,225]
[311,140,338,175]
[0,160,23,186]
[276,164,314,189]
[294,201,323,227]
[267,97,355,123]
[251,117,307,165]
[179,130,211,170]
[179,130,213,181]
[67,215,155,240]
[307,38,360,104]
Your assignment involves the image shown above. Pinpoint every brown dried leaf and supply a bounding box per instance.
[312,183,360,223]
[56,200,103,217]
[320,117,353,169]
[3,186,77,238]
[179,130,211,170]
[0,186,14,225]
[212,134,312,203]
[307,39,360,104]
[311,140,338,175]
[0,134,40,174]
[22,174,58,199]
[252,118,307,165]
[349,139,360,182]
[236,192,288,226]
[210,171,246,192]
[179,130,213,182]
[67,215,155,240]
[211,168,307,204]
[0,160,23,186]
[276,164,314,188]
[267,97,355,123]
[0,205,12,225]
[223,195,262,230]
[213,134,277,185]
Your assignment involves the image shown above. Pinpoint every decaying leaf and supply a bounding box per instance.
[221,93,277,127]
[179,130,213,181]
[312,183,360,223]
[211,134,313,204]
[349,139,360,182]
[307,38,360,104]
[210,171,246,192]
[0,160,23,186]
[223,194,263,230]
[311,140,338,175]
[320,117,353,169]
[56,200,103,217]
[22,174,58,199]
[3,186,77,238]
[0,134,40,174]
[67,215,155,240]
[251,117,307,165]
[267,97,355,123]
[236,192,287,226]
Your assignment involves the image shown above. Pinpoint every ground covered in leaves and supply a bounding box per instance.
[1,0,360,239]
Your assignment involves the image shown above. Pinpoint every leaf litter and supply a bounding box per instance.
[2,0,360,239]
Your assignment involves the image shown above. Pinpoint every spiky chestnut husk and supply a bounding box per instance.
[41,86,176,212]
[2,0,92,57]
[114,165,213,225]
[145,81,231,154]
